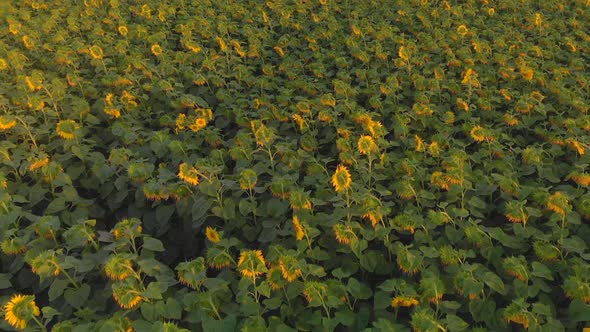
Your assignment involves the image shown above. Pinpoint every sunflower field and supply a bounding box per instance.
[1,0,590,331]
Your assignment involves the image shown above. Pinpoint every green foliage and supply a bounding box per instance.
[1,0,589,331]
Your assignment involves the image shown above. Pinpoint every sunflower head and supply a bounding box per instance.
[176,257,207,289]
[331,164,352,193]
[391,296,419,308]
[104,254,135,281]
[239,168,257,191]
[333,223,356,245]
[278,255,302,282]
[546,191,570,216]
[292,215,307,241]
[357,135,378,155]
[3,294,40,330]
[205,226,221,243]
[289,190,312,210]
[266,266,286,290]
[0,237,27,255]
[237,250,267,279]
[112,279,143,309]
[28,250,61,278]
[178,163,199,186]
[207,247,233,270]
[0,115,17,131]
[112,218,143,241]
[151,44,163,56]
[56,120,79,140]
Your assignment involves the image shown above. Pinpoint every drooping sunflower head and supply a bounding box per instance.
[0,237,27,255]
[207,247,233,270]
[391,296,419,308]
[104,254,135,281]
[333,223,356,245]
[289,190,312,211]
[239,168,257,191]
[178,163,199,186]
[237,250,268,278]
[28,250,61,278]
[56,120,79,140]
[278,255,302,282]
[0,115,17,131]
[112,279,143,309]
[266,266,286,290]
[176,257,207,289]
[3,294,40,330]
[331,164,352,193]
[112,218,142,241]
[292,215,306,241]
[546,191,570,216]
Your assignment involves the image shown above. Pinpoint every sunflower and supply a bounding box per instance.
[431,171,450,190]
[546,192,570,216]
[0,58,7,70]
[470,125,486,142]
[292,215,306,240]
[3,294,40,330]
[289,190,312,210]
[89,45,104,59]
[457,24,469,36]
[278,256,301,282]
[0,238,27,255]
[188,117,207,132]
[237,250,267,278]
[239,168,257,190]
[303,281,328,303]
[333,223,356,245]
[332,164,352,192]
[176,258,206,289]
[151,44,162,56]
[104,254,134,281]
[207,247,233,270]
[292,114,305,130]
[29,250,61,277]
[112,279,143,309]
[398,46,409,61]
[28,156,49,171]
[104,108,121,118]
[56,120,79,140]
[570,172,590,187]
[415,135,424,152]
[205,227,221,243]
[178,163,199,186]
[266,267,286,290]
[357,135,378,155]
[0,115,17,131]
[112,218,143,240]
[391,296,419,308]
[118,26,128,36]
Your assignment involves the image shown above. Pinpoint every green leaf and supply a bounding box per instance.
[64,284,90,308]
[142,237,165,252]
[48,279,69,301]
[568,299,590,323]
[41,306,60,321]
[531,262,553,281]
[373,291,391,310]
[143,282,166,300]
[347,278,373,300]
[444,314,469,331]
[0,273,12,289]
[482,272,506,295]
[202,314,236,331]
